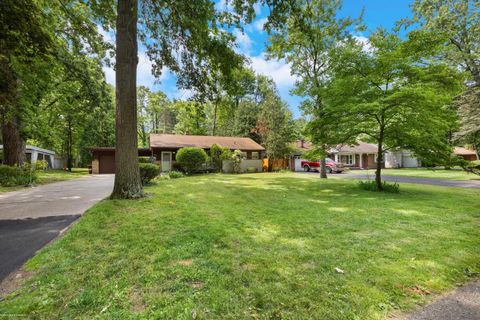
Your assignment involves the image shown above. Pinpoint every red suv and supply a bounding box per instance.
[301,157,344,173]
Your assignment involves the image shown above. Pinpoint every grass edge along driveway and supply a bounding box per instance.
[1,173,478,319]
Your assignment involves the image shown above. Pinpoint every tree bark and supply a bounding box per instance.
[111,0,143,199]
[375,132,384,191]
[1,114,25,166]
[0,57,25,166]
[319,158,327,179]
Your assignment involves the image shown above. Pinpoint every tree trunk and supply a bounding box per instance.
[1,115,25,166]
[0,57,25,166]
[375,134,384,191]
[319,157,327,179]
[66,117,73,171]
[212,100,218,136]
[111,0,143,199]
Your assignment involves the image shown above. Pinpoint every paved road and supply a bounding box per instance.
[0,175,114,220]
[398,281,480,320]
[301,172,480,188]
[0,175,113,282]
[341,173,480,188]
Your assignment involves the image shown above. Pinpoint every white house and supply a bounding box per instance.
[0,145,61,169]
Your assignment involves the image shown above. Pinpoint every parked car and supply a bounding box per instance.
[301,158,344,173]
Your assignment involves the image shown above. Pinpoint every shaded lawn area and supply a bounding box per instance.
[1,173,479,319]
[348,167,479,181]
[0,168,89,193]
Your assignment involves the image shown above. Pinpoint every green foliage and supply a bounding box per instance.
[168,171,184,179]
[210,144,232,172]
[231,149,243,173]
[176,147,208,174]
[358,180,400,193]
[35,160,48,171]
[245,167,258,173]
[138,157,153,164]
[0,165,37,186]
[139,163,160,185]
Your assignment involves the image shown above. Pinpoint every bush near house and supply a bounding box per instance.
[139,163,160,185]
[176,147,208,174]
[0,165,37,186]
[210,144,233,172]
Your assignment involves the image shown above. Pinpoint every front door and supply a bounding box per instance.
[161,152,172,172]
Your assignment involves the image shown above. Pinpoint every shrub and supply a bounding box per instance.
[171,162,183,172]
[463,160,480,175]
[139,163,160,185]
[210,144,232,172]
[176,147,208,174]
[231,150,243,173]
[358,180,400,193]
[138,157,153,163]
[169,170,184,179]
[245,167,257,173]
[0,165,37,187]
[35,160,48,171]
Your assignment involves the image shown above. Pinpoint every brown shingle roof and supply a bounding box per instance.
[149,134,265,151]
[335,142,378,153]
[453,147,477,156]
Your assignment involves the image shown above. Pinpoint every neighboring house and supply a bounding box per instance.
[0,145,59,169]
[453,147,478,161]
[89,134,265,174]
[290,140,422,171]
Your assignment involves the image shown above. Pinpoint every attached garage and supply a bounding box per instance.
[88,148,152,174]
[99,154,115,174]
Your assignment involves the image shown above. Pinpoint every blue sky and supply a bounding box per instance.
[102,0,414,118]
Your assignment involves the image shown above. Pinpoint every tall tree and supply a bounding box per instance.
[266,0,361,178]
[111,0,142,198]
[406,0,480,152]
[326,30,462,190]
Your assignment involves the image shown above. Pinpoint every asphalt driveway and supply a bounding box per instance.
[0,175,113,282]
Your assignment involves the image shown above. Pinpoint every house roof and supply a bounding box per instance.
[453,147,477,156]
[334,142,378,154]
[149,134,265,151]
[0,144,55,155]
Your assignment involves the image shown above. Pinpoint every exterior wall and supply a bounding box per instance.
[91,155,99,174]
[402,151,421,168]
[459,154,477,161]
[222,159,263,173]
[385,151,402,169]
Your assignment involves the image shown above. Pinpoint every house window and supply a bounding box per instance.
[341,154,354,165]
[252,152,259,160]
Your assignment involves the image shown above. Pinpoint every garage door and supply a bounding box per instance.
[99,155,115,174]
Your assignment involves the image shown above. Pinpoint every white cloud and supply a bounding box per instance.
[102,51,169,87]
[353,35,372,53]
[250,53,296,88]
[253,17,268,31]
[233,29,253,54]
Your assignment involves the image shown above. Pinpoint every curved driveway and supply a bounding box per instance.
[0,175,113,282]
[0,174,114,220]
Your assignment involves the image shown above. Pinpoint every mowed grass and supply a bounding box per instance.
[0,168,89,193]
[1,173,479,319]
[349,167,479,180]
[36,168,89,184]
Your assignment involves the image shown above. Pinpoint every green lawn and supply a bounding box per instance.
[1,173,479,319]
[0,168,89,193]
[349,167,479,180]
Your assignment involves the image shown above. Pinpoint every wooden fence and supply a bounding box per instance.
[262,158,290,172]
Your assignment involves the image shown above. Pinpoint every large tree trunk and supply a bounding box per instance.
[0,57,25,166]
[111,0,143,199]
[1,114,25,166]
